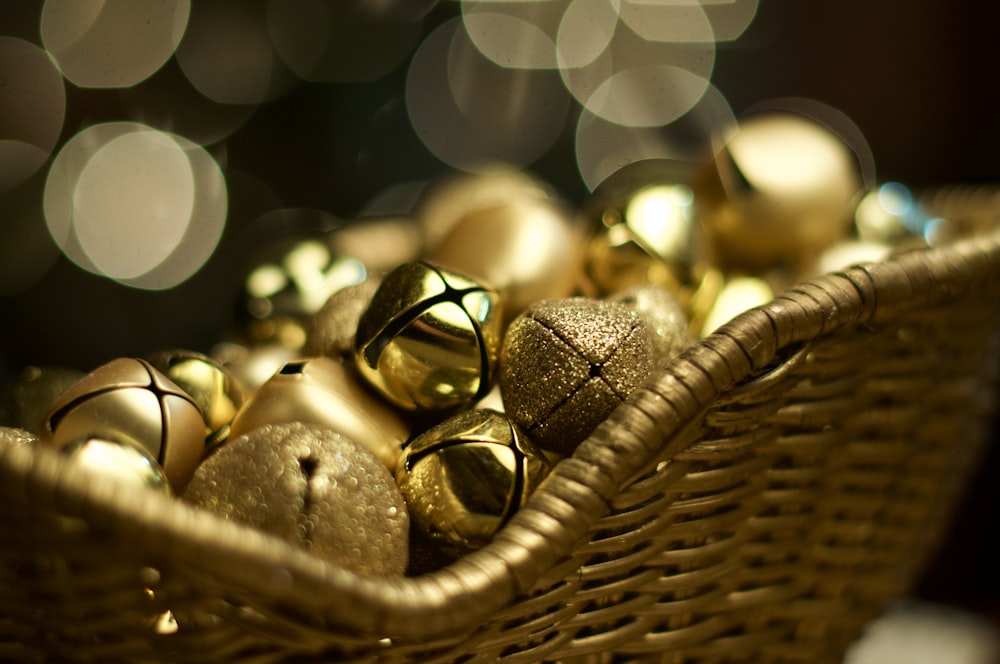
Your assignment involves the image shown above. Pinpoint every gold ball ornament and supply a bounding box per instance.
[426,196,585,324]
[584,160,699,297]
[0,365,85,434]
[691,112,864,274]
[304,274,382,360]
[59,435,172,495]
[396,409,552,555]
[183,422,409,576]
[500,298,654,455]
[146,349,248,453]
[607,285,694,367]
[38,358,206,492]
[698,276,774,338]
[228,357,409,471]
[354,261,503,412]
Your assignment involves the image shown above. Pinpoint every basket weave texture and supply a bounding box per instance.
[2,189,999,663]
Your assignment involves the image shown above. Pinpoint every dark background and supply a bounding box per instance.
[1,0,998,621]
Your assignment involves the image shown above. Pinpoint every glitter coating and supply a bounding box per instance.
[183,422,409,577]
[608,285,693,367]
[500,298,653,455]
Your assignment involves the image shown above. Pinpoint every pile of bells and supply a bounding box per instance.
[0,110,949,579]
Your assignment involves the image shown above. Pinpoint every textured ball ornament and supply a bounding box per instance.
[354,261,503,412]
[500,298,654,455]
[691,111,863,274]
[608,285,694,367]
[146,350,248,453]
[584,160,699,297]
[426,196,585,324]
[228,357,409,471]
[183,422,409,576]
[0,426,38,448]
[39,358,206,492]
[396,409,552,555]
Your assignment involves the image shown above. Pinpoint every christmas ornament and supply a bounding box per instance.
[607,285,693,367]
[211,341,301,392]
[39,358,205,492]
[691,111,863,275]
[305,275,382,360]
[584,160,699,297]
[0,365,85,434]
[500,297,653,455]
[60,435,172,494]
[146,349,248,453]
[354,261,503,412]
[228,356,409,471]
[395,408,552,554]
[698,276,774,338]
[426,195,584,324]
[183,421,409,576]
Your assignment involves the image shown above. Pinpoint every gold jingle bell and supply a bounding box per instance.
[395,408,552,555]
[354,261,503,412]
[39,358,206,492]
[183,422,410,577]
[691,111,863,275]
[698,275,774,338]
[584,159,700,298]
[59,435,172,495]
[146,349,248,454]
[500,297,654,455]
[228,356,409,471]
[426,195,585,325]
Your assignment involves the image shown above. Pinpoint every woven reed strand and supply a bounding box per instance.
[1,223,999,662]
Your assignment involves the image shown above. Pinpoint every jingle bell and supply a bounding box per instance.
[395,409,552,554]
[305,275,382,360]
[0,365,85,434]
[183,422,409,576]
[39,358,205,492]
[60,435,172,494]
[354,261,503,412]
[698,276,774,338]
[0,426,37,448]
[500,297,653,455]
[426,195,585,324]
[146,349,248,453]
[691,111,863,274]
[584,160,699,297]
[228,356,409,471]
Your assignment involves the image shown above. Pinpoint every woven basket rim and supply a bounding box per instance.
[3,229,999,644]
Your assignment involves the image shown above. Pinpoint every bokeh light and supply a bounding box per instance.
[406,17,571,170]
[44,122,227,289]
[41,0,190,88]
[0,36,66,192]
[175,0,298,105]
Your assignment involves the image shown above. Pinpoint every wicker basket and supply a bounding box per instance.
[2,188,999,663]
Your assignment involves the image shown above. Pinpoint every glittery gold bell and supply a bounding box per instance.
[146,349,248,453]
[691,111,863,275]
[354,261,503,412]
[228,357,409,471]
[0,425,37,448]
[500,297,654,455]
[183,422,409,576]
[39,358,206,492]
[584,160,700,297]
[395,408,552,555]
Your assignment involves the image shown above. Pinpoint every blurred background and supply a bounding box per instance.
[0,0,998,651]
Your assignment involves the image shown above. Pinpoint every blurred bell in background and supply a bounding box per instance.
[0,0,998,657]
